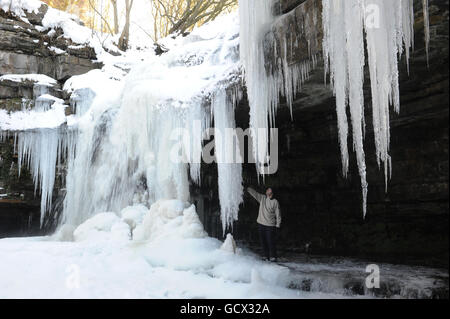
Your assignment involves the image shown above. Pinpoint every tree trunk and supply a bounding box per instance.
[111,0,119,34]
[118,0,133,51]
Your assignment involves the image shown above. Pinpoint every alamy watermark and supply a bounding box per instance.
[365,264,380,289]
[168,123,279,175]
[331,1,381,29]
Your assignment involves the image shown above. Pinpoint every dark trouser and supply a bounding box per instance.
[258,224,277,259]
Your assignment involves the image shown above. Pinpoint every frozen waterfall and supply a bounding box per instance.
[1,0,432,230]
[61,14,244,230]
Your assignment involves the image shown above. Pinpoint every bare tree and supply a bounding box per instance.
[87,0,115,35]
[152,0,237,40]
[85,0,133,51]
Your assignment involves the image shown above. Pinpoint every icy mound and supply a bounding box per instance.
[134,200,207,242]
[73,212,131,242]
[120,204,148,230]
[134,200,290,286]
[57,199,292,290]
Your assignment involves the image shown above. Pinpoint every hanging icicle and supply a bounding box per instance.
[212,90,244,233]
[239,0,318,174]
[422,0,430,64]
[322,0,430,217]
[13,128,76,226]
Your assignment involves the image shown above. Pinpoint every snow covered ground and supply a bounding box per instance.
[0,199,447,299]
[0,200,352,299]
[0,237,315,299]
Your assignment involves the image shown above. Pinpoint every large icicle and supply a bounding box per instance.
[322,0,430,216]
[345,0,368,218]
[239,0,275,173]
[212,90,243,232]
[239,0,318,174]
[422,0,430,64]
[15,128,75,226]
[322,0,368,216]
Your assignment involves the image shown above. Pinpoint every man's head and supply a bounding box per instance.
[266,188,273,198]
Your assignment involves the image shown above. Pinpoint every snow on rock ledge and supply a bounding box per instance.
[0,0,103,80]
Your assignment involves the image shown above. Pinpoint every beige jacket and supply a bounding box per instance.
[247,187,281,228]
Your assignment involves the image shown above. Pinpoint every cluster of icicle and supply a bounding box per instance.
[0,129,76,226]
[240,0,430,218]
[0,80,76,227]
[239,0,318,172]
[322,0,430,217]
[62,89,243,230]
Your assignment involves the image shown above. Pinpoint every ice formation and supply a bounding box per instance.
[422,0,430,64]
[239,0,318,173]
[16,129,76,226]
[61,14,243,230]
[322,0,430,216]
[1,0,432,229]
[212,90,243,230]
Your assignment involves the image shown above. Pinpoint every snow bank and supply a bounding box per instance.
[63,69,120,96]
[220,233,239,254]
[56,200,292,293]
[52,224,76,242]
[133,200,206,242]
[120,204,148,230]
[132,201,289,287]
[41,7,87,42]
[73,212,130,242]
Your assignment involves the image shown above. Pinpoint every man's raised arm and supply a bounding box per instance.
[247,187,264,203]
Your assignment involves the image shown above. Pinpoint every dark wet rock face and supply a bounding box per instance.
[197,0,449,268]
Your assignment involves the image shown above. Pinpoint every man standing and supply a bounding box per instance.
[247,187,281,262]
